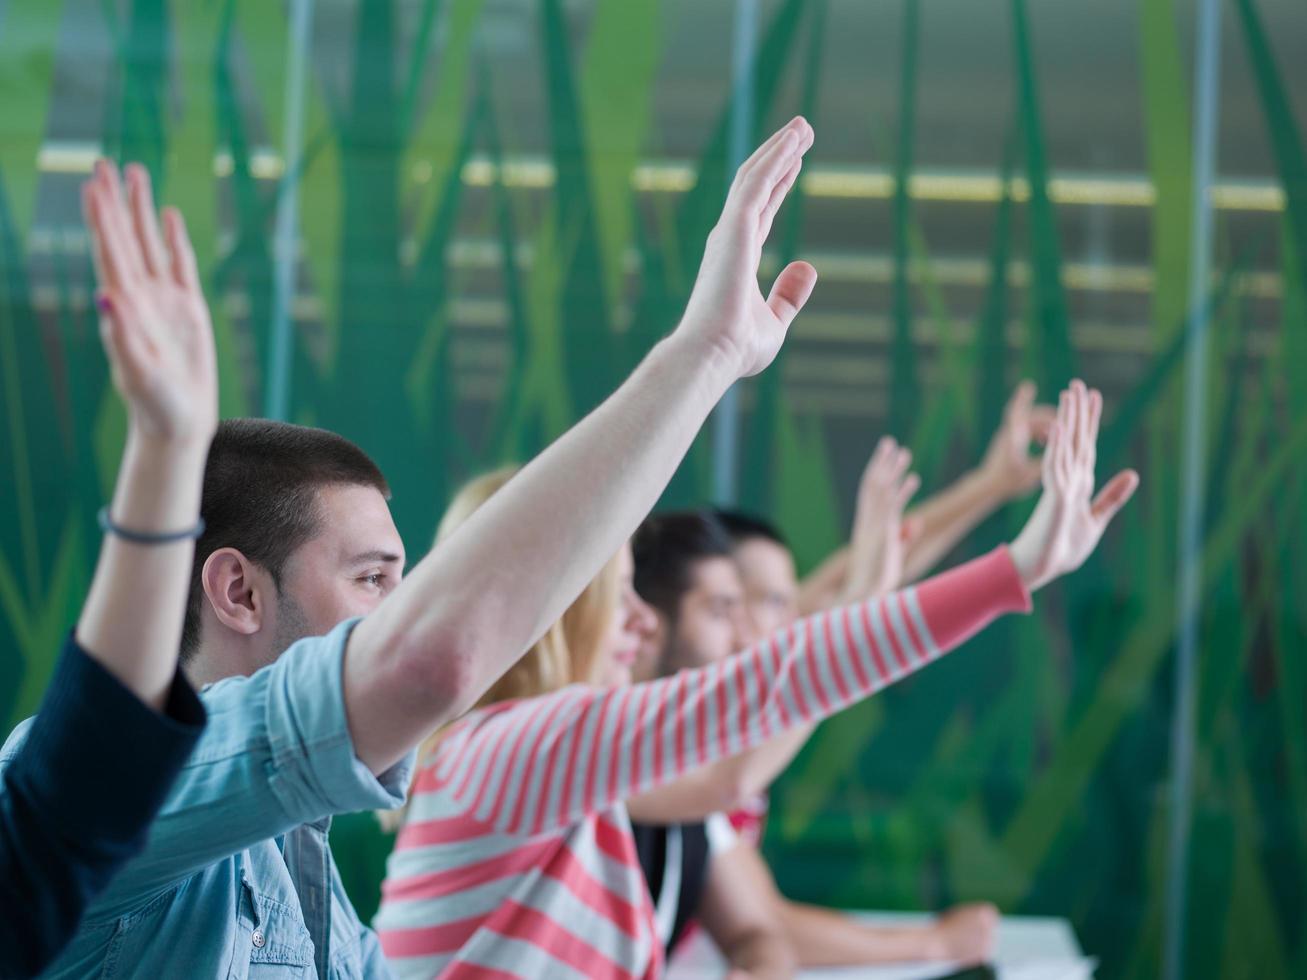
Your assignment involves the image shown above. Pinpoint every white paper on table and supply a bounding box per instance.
[998,959,1097,980]
[666,913,1094,980]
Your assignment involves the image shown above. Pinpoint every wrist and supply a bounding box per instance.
[1006,529,1045,593]
[125,422,214,464]
[971,462,1014,502]
[657,328,740,398]
[112,429,209,530]
[921,923,950,961]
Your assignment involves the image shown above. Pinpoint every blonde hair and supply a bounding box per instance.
[378,465,622,831]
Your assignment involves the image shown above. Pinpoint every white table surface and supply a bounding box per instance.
[666,911,1096,980]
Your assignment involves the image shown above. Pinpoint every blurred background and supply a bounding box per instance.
[0,1,1304,977]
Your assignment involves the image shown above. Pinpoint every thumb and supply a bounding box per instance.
[1007,379,1036,418]
[766,260,817,330]
[1090,469,1140,525]
[900,514,923,544]
[1029,406,1056,443]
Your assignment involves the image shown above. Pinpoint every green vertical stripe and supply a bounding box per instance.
[1011,0,1075,390]
[888,0,920,438]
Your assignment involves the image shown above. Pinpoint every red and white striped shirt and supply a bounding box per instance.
[375,547,1030,979]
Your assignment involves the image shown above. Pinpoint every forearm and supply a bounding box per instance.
[390,335,733,660]
[348,334,736,771]
[730,722,813,794]
[723,930,797,979]
[781,900,944,966]
[796,550,849,617]
[348,116,821,770]
[627,723,813,823]
[76,428,207,710]
[700,846,798,980]
[802,466,1007,614]
[902,468,1008,582]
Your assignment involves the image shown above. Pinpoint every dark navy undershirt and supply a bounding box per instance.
[631,819,712,954]
[0,635,205,978]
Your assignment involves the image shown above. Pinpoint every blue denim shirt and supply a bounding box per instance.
[0,618,415,979]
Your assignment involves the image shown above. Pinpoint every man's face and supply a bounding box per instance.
[266,483,406,662]
[732,537,799,638]
[654,556,754,675]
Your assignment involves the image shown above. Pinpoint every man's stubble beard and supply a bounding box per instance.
[270,588,313,660]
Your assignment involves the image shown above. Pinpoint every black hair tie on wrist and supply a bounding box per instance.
[98,507,205,545]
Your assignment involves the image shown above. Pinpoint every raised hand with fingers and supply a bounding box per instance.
[840,436,921,603]
[83,160,217,447]
[979,380,1056,500]
[1008,380,1140,592]
[678,116,819,378]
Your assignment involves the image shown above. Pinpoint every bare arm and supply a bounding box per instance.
[903,381,1054,582]
[799,382,1054,614]
[899,468,1009,583]
[778,899,999,966]
[347,118,820,773]
[711,841,1000,968]
[75,162,217,709]
[794,551,848,618]
[796,437,917,617]
[626,725,813,823]
[697,845,797,980]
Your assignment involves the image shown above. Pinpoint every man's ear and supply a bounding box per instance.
[201,548,269,637]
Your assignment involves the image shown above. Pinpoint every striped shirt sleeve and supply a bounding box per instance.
[428,546,1030,836]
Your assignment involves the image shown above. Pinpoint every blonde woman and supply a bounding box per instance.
[375,382,1138,979]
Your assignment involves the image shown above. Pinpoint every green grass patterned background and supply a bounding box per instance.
[1,2,1304,977]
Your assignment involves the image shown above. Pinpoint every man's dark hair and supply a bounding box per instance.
[180,418,391,660]
[712,508,789,552]
[632,510,736,618]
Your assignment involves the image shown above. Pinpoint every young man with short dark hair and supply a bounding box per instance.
[178,417,398,685]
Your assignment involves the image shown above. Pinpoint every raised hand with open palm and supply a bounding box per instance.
[678,116,819,379]
[840,436,921,603]
[979,380,1056,500]
[83,160,217,447]
[75,159,219,706]
[1008,380,1140,592]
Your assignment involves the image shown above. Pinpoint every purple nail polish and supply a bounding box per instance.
[96,294,113,314]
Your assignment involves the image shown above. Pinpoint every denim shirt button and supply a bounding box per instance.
[251,929,265,949]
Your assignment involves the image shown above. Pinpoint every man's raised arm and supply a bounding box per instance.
[346,117,819,773]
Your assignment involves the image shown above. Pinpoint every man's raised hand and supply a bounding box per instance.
[842,436,921,602]
[677,116,819,379]
[979,380,1055,501]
